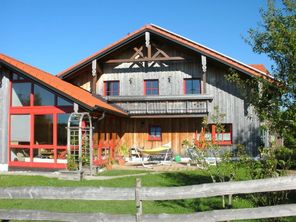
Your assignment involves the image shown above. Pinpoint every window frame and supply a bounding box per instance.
[183,78,201,95]
[8,72,75,169]
[104,80,120,96]
[144,79,159,96]
[197,124,233,145]
[148,125,162,141]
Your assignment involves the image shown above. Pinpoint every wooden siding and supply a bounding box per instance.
[96,117,202,155]
[68,66,92,92]
[206,63,260,155]
[69,38,261,155]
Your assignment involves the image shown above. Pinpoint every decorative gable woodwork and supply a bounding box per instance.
[105,32,185,68]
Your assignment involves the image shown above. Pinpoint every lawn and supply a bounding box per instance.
[0,169,295,222]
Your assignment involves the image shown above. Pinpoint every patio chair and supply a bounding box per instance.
[185,147,218,166]
[133,142,173,167]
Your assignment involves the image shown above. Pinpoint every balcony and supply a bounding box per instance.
[105,95,213,117]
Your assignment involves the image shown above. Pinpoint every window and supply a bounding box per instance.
[34,115,53,145]
[11,115,30,145]
[11,83,31,106]
[197,124,232,145]
[184,79,201,94]
[34,84,55,106]
[12,73,25,81]
[10,148,30,162]
[57,114,70,145]
[104,81,119,96]
[57,97,73,106]
[148,126,162,141]
[145,80,159,95]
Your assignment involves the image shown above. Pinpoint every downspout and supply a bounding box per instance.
[97,111,105,122]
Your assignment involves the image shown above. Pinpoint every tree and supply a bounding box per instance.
[227,0,296,153]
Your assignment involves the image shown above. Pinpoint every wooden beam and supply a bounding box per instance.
[147,45,152,58]
[1,204,296,222]
[201,55,207,94]
[91,60,103,94]
[131,46,144,59]
[105,57,184,64]
[142,204,296,222]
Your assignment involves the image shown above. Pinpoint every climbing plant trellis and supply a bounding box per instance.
[67,112,93,175]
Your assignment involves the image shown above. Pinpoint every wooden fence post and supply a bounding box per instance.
[228,194,233,208]
[135,178,142,222]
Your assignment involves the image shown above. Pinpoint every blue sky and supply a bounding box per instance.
[1,0,273,75]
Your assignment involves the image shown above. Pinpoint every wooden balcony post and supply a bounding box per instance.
[201,55,207,94]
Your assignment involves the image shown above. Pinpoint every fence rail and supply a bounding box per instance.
[1,176,295,201]
[0,176,295,221]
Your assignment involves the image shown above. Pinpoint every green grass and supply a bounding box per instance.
[97,169,150,176]
[0,170,295,222]
[0,170,211,188]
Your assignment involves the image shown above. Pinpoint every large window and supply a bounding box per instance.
[11,115,30,145]
[34,84,55,106]
[34,115,53,145]
[57,97,73,106]
[148,126,162,141]
[11,83,31,106]
[9,72,75,168]
[104,81,119,96]
[57,114,70,145]
[184,79,201,94]
[145,80,159,95]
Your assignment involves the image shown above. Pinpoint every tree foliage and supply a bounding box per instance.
[227,0,296,151]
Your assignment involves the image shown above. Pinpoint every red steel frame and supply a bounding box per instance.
[8,74,73,169]
[210,124,233,145]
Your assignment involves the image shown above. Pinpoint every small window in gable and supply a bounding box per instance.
[11,82,31,107]
[57,97,73,106]
[12,73,25,81]
[34,84,55,106]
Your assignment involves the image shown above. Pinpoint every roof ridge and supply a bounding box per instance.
[56,24,273,80]
[149,24,271,78]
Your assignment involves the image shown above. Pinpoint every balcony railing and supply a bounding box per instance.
[105,95,213,116]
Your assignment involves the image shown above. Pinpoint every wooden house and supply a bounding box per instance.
[0,25,272,171]
[58,25,271,155]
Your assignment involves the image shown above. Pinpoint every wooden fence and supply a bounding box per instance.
[0,176,295,221]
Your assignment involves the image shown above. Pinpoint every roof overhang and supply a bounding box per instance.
[0,58,127,117]
[57,24,273,81]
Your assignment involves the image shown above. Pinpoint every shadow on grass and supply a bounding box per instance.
[159,171,212,186]
[148,171,224,213]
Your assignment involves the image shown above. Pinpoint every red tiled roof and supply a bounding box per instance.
[249,64,270,75]
[0,53,127,116]
[57,24,272,80]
